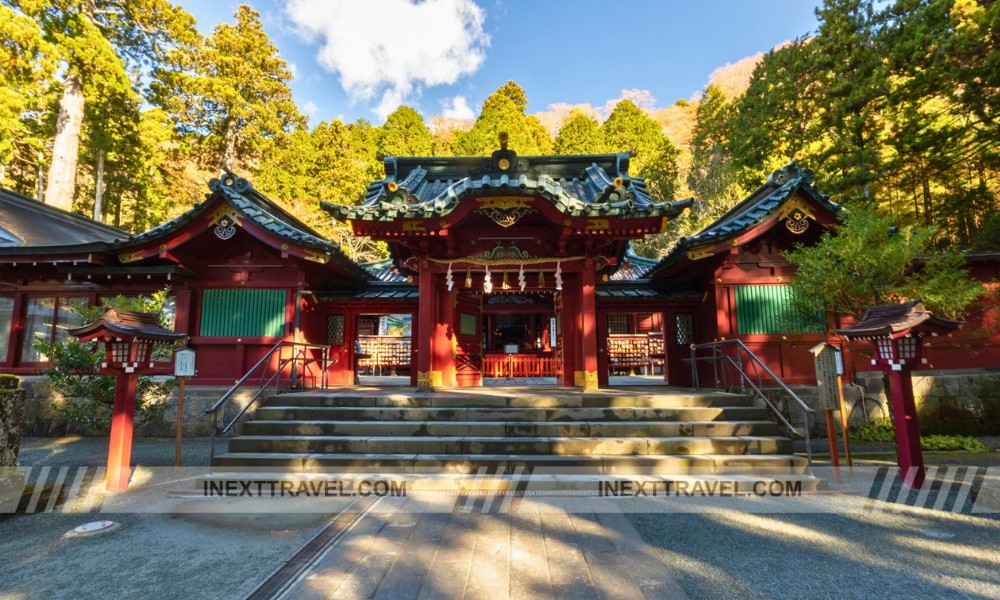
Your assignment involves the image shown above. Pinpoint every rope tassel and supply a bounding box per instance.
[537,270,545,288]
[465,266,472,288]
[501,270,510,290]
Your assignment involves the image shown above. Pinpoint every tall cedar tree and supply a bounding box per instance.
[0,5,55,192]
[153,5,304,172]
[5,0,197,211]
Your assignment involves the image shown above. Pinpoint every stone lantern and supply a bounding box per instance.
[70,309,185,492]
[837,299,961,488]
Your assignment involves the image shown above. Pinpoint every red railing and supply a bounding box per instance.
[482,354,556,378]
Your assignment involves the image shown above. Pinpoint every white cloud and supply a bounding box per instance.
[303,100,319,116]
[285,0,489,119]
[287,61,298,80]
[440,95,475,120]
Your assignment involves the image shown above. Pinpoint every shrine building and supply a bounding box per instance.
[1,143,998,393]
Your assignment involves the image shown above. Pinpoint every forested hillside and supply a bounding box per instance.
[1,0,996,260]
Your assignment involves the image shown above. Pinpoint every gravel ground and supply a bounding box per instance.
[628,508,1000,600]
[0,437,338,600]
[628,451,1000,600]
[17,436,224,470]
[6,437,1000,600]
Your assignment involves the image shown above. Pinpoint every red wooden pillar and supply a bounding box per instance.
[416,262,436,391]
[578,262,598,390]
[597,308,610,387]
[560,278,579,387]
[106,373,137,493]
[888,369,926,488]
[433,280,456,387]
[662,310,671,385]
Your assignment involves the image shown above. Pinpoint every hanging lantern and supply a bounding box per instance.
[537,270,546,288]
[518,264,526,291]
[484,265,493,294]
[465,266,472,288]
[502,270,510,290]
[555,261,563,291]
[445,262,454,291]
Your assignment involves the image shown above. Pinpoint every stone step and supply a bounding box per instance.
[251,406,768,423]
[266,392,756,409]
[212,452,810,475]
[195,471,822,493]
[241,420,781,438]
[228,435,793,456]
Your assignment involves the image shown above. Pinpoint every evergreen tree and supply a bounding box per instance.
[378,106,433,157]
[810,0,888,201]
[153,5,304,172]
[4,0,197,210]
[601,99,679,199]
[0,5,55,194]
[453,82,553,156]
[785,203,982,321]
[553,111,602,155]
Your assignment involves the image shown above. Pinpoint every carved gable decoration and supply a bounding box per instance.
[474,197,536,228]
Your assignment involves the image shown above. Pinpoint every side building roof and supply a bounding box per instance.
[0,187,130,255]
[115,174,370,280]
[644,163,842,279]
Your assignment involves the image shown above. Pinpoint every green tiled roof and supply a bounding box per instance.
[644,163,842,279]
[322,151,692,222]
[121,174,370,279]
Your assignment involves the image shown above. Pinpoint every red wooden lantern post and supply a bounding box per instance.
[837,300,960,488]
[70,309,185,492]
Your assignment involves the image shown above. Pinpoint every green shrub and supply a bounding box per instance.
[850,418,988,452]
[920,435,988,452]
[849,418,896,443]
[0,374,17,390]
[34,289,183,431]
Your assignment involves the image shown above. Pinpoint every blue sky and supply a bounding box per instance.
[178,0,822,125]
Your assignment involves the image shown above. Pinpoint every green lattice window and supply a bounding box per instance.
[459,313,477,336]
[675,313,694,345]
[734,286,825,335]
[200,289,285,337]
[608,313,630,334]
[327,315,345,346]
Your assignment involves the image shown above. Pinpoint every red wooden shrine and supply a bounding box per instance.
[1,146,998,391]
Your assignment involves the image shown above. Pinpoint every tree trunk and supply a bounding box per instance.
[45,71,85,211]
[93,151,104,223]
[921,174,933,224]
[222,119,237,173]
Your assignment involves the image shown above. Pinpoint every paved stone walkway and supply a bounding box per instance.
[281,495,688,600]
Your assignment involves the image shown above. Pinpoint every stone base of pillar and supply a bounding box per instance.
[417,370,443,391]
[574,370,599,390]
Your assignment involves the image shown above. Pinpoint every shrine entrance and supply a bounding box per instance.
[322,142,692,391]
[480,291,557,384]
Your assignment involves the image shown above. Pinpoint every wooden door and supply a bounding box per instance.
[454,292,482,386]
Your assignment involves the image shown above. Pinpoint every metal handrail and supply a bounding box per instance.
[205,341,333,468]
[689,339,815,464]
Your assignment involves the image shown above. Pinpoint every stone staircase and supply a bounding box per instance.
[207,387,818,493]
